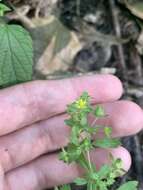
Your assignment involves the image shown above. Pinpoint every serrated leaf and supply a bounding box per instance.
[94,138,121,148]
[97,165,111,178]
[0,24,33,87]
[70,126,79,145]
[60,185,71,190]
[116,181,138,190]
[77,153,90,171]
[94,105,105,117]
[80,116,87,125]
[74,178,87,186]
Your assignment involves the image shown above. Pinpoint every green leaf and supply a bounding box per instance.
[67,144,81,162]
[78,154,89,171]
[65,119,76,128]
[74,178,87,185]
[94,105,105,117]
[0,3,11,16]
[94,138,121,148]
[0,24,33,87]
[98,181,108,190]
[81,138,92,151]
[113,158,123,170]
[104,127,112,138]
[97,165,111,178]
[70,126,79,145]
[80,116,87,126]
[117,181,138,190]
[59,185,71,190]
[86,127,99,134]
[59,149,69,163]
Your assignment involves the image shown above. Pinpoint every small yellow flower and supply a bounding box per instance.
[76,99,87,109]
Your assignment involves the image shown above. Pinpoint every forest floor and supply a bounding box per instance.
[6,0,143,189]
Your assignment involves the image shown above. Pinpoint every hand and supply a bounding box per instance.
[0,74,142,190]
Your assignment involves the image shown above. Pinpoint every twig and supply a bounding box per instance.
[109,0,127,80]
[7,2,35,28]
[133,135,143,183]
[132,48,143,78]
[35,0,43,18]
[76,0,81,17]
[87,151,92,171]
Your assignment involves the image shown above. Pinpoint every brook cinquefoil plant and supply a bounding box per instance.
[56,92,138,190]
[0,1,138,189]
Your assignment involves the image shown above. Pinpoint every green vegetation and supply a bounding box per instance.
[56,92,138,190]
[0,1,139,189]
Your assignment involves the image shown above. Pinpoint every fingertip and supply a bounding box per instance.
[110,146,131,172]
[71,74,123,103]
[122,101,143,134]
[111,100,143,136]
[102,74,123,100]
[90,146,131,172]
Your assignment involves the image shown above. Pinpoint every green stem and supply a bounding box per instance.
[86,150,92,172]
[91,118,98,127]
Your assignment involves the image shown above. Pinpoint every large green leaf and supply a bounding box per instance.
[0,24,33,87]
[0,3,11,16]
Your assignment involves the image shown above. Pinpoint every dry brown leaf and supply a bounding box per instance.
[124,0,143,19]
[121,1,143,54]
[30,16,82,75]
[37,31,81,74]
[136,30,143,54]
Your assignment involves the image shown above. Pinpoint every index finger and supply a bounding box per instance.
[0,74,123,135]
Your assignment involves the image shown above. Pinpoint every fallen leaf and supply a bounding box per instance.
[30,16,82,75]
[136,30,143,54]
[124,0,143,20]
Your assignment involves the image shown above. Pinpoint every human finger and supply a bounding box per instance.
[0,74,123,136]
[5,147,131,190]
[0,100,141,172]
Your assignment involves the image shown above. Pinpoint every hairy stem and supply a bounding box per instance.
[87,150,92,172]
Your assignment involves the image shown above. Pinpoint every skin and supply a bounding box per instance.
[0,74,142,190]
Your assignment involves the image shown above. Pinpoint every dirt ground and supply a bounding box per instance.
[5,0,143,189]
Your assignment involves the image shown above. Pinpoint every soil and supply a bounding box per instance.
[6,0,143,189]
